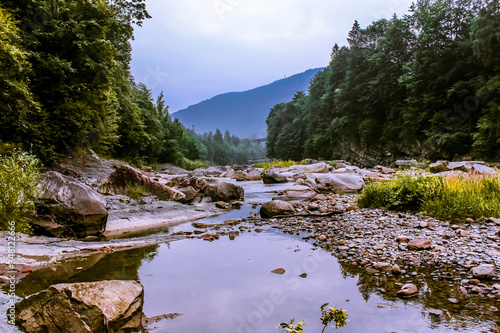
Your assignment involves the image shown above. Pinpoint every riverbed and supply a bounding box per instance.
[4,180,500,332]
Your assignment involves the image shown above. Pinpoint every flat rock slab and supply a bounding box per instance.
[15,280,144,333]
[471,264,495,279]
[407,239,432,250]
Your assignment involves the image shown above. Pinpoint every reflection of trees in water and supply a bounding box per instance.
[16,245,159,297]
[337,259,500,328]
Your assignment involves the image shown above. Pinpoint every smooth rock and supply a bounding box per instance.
[204,182,244,202]
[37,171,108,238]
[396,284,419,298]
[471,264,495,279]
[15,280,144,333]
[289,162,329,174]
[260,200,295,218]
[313,173,365,192]
[407,239,432,250]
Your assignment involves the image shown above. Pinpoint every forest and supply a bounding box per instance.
[266,0,500,163]
[0,0,263,168]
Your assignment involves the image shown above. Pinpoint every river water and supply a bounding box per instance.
[10,181,500,332]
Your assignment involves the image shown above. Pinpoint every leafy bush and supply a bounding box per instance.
[358,171,500,221]
[179,158,211,171]
[280,303,347,333]
[0,150,41,233]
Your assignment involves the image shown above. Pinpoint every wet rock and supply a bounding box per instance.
[15,280,144,333]
[260,200,295,218]
[407,239,432,250]
[98,165,185,201]
[396,235,410,243]
[392,264,402,275]
[192,222,208,229]
[373,262,393,273]
[318,235,328,241]
[396,284,419,298]
[299,273,308,278]
[464,303,478,310]
[271,268,286,275]
[471,264,495,279]
[215,201,230,209]
[204,182,244,202]
[37,171,108,238]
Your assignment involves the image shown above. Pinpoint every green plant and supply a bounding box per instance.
[280,319,305,333]
[280,303,347,333]
[254,160,306,171]
[0,150,41,233]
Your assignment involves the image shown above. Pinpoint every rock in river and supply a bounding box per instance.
[396,283,419,298]
[471,264,495,279]
[260,200,295,218]
[204,181,244,202]
[15,280,144,333]
[36,171,108,238]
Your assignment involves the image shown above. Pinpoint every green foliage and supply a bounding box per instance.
[280,319,304,333]
[280,303,347,333]
[0,150,41,233]
[126,183,149,200]
[358,172,500,221]
[253,160,306,171]
[266,0,499,162]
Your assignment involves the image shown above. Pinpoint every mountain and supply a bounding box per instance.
[172,68,323,138]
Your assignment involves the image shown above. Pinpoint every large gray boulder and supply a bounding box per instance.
[204,181,244,202]
[37,171,108,237]
[313,173,365,192]
[15,280,144,333]
[230,170,262,181]
[282,185,317,199]
[289,162,330,174]
[260,200,295,218]
[98,165,185,201]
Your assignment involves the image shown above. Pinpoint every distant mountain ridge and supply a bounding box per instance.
[173,68,323,138]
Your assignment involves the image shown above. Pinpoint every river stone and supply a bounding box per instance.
[37,171,108,238]
[471,164,496,175]
[260,200,295,218]
[429,160,449,173]
[313,173,365,192]
[262,169,295,184]
[98,165,185,201]
[471,264,495,279]
[407,239,432,250]
[282,185,317,199]
[204,181,244,202]
[15,280,144,333]
[230,170,262,181]
[289,162,329,174]
[271,268,285,274]
[396,283,419,298]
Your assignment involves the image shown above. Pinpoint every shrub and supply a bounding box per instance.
[0,150,41,233]
[254,160,306,171]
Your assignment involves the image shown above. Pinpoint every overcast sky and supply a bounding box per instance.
[130,0,415,112]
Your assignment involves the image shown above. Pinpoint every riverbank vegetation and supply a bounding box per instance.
[266,0,500,162]
[358,171,500,222]
[0,150,41,232]
[0,1,263,168]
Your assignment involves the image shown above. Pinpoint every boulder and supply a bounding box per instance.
[231,170,262,181]
[471,164,496,175]
[260,200,295,218]
[262,169,295,184]
[15,280,144,333]
[471,264,495,279]
[447,161,470,172]
[313,173,365,192]
[37,171,108,237]
[98,165,185,201]
[396,283,419,298]
[429,160,449,173]
[289,162,329,174]
[204,182,244,202]
[407,239,432,250]
[282,185,317,199]
[191,166,231,177]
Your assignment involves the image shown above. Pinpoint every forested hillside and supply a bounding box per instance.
[266,0,500,165]
[174,68,323,138]
[0,0,262,167]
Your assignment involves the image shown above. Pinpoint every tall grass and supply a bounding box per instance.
[0,150,41,233]
[358,171,500,221]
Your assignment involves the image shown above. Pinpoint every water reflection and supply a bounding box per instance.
[15,245,158,297]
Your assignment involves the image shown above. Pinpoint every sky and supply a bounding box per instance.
[130,0,415,112]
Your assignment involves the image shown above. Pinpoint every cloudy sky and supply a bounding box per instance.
[130,0,415,112]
